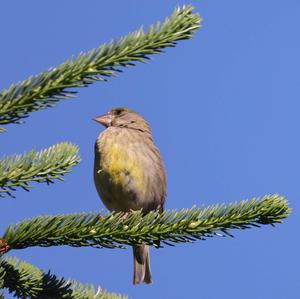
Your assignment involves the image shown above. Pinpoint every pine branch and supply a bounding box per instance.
[0,256,127,299]
[1,195,290,251]
[0,143,80,198]
[0,5,201,129]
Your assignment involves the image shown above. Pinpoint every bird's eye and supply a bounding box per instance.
[114,109,122,115]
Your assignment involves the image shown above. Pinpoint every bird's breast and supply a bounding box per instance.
[94,127,162,211]
[100,137,145,193]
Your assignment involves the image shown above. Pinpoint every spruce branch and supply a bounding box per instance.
[1,195,290,251]
[0,257,127,299]
[0,5,201,129]
[0,143,80,198]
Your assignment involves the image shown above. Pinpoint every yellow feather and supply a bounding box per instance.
[101,139,145,193]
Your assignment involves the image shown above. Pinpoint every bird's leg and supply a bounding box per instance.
[120,209,136,220]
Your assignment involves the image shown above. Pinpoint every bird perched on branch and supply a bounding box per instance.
[93,108,167,285]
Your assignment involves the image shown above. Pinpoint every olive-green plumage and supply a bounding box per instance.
[93,108,166,285]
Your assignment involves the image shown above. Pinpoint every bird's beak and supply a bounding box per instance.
[93,112,113,127]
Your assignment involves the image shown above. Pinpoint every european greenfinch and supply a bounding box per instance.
[93,108,166,285]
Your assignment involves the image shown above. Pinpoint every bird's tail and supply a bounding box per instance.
[133,245,152,285]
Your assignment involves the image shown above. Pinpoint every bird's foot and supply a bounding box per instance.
[120,209,136,220]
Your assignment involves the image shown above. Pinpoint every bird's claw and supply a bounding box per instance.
[121,209,136,220]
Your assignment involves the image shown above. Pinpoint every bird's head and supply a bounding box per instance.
[94,108,151,134]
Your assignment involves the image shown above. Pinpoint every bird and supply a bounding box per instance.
[93,108,167,285]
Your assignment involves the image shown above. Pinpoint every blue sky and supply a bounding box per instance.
[1,1,299,298]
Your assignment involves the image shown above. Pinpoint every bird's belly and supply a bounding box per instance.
[94,142,151,212]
